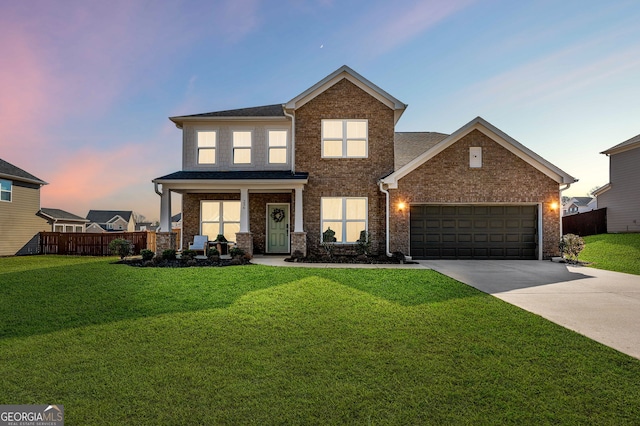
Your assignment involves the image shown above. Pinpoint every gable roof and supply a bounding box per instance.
[601,132,640,155]
[394,132,449,170]
[285,65,407,124]
[382,117,577,188]
[567,197,593,207]
[39,208,89,222]
[86,210,133,224]
[171,213,182,222]
[0,158,47,185]
[169,104,285,128]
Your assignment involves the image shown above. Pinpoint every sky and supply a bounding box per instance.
[1,0,639,222]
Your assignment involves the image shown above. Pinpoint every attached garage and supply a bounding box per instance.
[410,205,538,260]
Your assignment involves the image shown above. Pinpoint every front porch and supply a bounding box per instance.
[153,171,309,257]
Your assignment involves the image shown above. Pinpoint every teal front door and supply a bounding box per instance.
[267,204,290,253]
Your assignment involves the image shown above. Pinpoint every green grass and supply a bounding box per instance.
[1,256,639,424]
[580,233,640,275]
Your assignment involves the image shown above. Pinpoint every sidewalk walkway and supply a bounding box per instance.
[250,255,429,269]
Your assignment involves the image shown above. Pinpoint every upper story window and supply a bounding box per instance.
[321,197,367,243]
[322,119,368,158]
[197,130,217,164]
[1,179,12,202]
[268,130,288,164]
[233,131,252,164]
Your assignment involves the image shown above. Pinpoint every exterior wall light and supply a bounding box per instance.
[398,202,406,212]
[550,202,558,211]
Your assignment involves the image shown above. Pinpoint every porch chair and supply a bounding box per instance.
[189,235,208,255]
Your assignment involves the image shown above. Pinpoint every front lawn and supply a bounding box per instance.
[1,256,639,424]
[580,233,640,275]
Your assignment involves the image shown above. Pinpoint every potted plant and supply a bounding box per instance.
[213,234,229,256]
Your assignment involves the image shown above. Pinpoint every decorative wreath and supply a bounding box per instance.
[270,208,285,223]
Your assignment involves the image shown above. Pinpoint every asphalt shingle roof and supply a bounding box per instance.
[154,170,309,181]
[40,208,88,221]
[394,132,449,169]
[0,158,46,184]
[173,104,285,119]
[86,210,133,224]
[602,133,640,154]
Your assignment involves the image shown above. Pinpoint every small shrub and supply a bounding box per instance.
[229,247,245,258]
[560,234,585,263]
[181,249,197,260]
[140,249,154,261]
[207,247,219,257]
[162,249,177,261]
[109,239,133,260]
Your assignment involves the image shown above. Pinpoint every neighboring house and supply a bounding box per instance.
[85,210,136,233]
[593,133,640,233]
[171,212,182,230]
[0,158,49,255]
[153,66,576,260]
[39,208,89,232]
[562,197,596,216]
[135,222,159,232]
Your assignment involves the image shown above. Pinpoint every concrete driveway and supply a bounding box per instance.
[419,260,640,359]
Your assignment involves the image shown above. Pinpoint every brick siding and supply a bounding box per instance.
[389,129,561,258]
[295,78,395,255]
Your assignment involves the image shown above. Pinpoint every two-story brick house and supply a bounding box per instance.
[154,66,576,260]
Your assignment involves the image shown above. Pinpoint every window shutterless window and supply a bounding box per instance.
[197,131,216,164]
[0,179,11,202]
[321,119,368,158]
[201,201,241,242]
[268,130,288,164]
[320,197,367,243]
[233,131,252,164]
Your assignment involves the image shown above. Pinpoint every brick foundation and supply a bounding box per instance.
[290,232,307,257]
[235,232,253,257]
[155,232,177,256]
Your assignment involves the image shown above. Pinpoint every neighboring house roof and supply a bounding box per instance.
[601,133,640,155]
[171,213,182,222]
[0,158,47,185]
[568,197,594,207]
[136,222,159,231]
[39,208,89,222]
[285,65,407,124]
[394,132,449,169]
[169,104,285,128]
[382,116,577,188]
[86,210,134,224]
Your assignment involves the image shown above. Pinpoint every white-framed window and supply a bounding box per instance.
[320,197,367,243]
[65,225,74,232]
[233,131,252,164]
[75,225,84,233]
[54,224,63,232]
[268,130,288,164]
[201,200,241,242]
[197,130,217,164]
[0,179,12,202]
[322,119,368,158]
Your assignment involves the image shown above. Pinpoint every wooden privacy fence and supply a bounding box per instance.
[39,231,155,256]
[562,208,607,237]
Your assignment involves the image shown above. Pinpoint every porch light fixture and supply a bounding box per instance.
[398,202,406,212]
[550,202,558,211]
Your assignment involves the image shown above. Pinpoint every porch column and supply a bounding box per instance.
[294,186,304,232]
[159,186,172,232]
[240,187,249,232]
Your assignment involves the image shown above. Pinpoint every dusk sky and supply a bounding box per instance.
[2,0,639,222]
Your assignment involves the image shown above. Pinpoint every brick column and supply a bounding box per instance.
[235,232,253,257]
[291,232,307,257]
[155,232,176,256]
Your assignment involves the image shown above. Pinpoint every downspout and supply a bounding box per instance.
[283,107,295,173]
[378,181,393,257]
[559,182,572,238]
